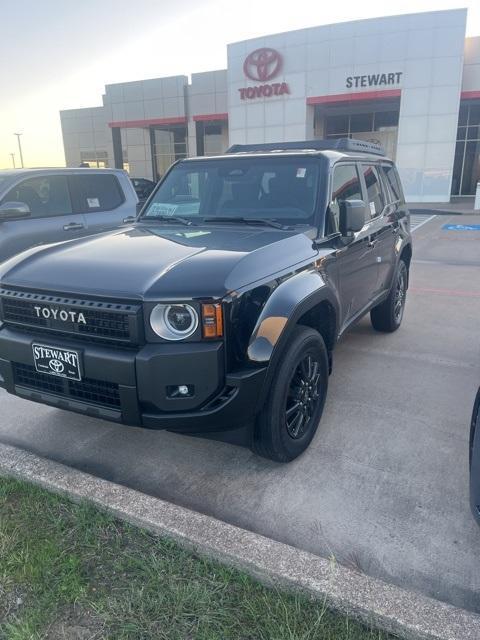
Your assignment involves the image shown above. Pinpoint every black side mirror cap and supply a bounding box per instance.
[339,199,366,236]
[0,202,31,221]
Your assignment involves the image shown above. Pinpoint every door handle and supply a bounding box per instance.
[63,222,85,231]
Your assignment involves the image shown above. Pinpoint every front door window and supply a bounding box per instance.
[1,176,72,218]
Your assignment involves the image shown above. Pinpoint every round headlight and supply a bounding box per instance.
[150,303,198,340]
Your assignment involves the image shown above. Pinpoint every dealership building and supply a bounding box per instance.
[60,8,480,202]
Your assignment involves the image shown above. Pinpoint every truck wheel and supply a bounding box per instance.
[252,326,328,462]
[370,259,408,333]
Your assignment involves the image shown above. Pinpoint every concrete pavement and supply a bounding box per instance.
[4,443,480,640]
[1,214,479,613]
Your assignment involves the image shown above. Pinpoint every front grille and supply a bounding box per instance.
[68,377,121,408]
[0,289,142,345]
[13,363,121,410]
[7,325,137,349]
[14,362,64,395]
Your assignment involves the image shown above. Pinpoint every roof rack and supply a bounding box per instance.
[226,138,386,156]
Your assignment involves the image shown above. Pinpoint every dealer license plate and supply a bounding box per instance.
[32,343,82,381]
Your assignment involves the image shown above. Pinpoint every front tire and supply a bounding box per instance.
[252,326,329,462]
[370,259,408,333]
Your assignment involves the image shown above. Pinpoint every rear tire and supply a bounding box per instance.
[370,259,408,333]
[252,326,329,462]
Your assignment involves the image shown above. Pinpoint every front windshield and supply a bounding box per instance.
[142,157,319,225]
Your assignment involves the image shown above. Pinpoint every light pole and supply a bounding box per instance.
[14,133,24,168]
[9,153,15,168]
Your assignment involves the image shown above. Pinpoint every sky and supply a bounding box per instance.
[0,0,478,170]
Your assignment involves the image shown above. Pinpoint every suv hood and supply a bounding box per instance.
[0,224,319,300]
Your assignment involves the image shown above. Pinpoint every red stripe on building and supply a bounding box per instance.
[307,89,401,105]
[193,113,228,122]
[108,117,187,128]
[460,90,480,100]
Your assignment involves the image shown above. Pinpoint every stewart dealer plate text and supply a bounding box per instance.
[32,344,82,381]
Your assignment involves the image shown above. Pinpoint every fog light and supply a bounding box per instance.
[167,384,194,398]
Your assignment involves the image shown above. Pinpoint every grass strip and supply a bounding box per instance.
[0,477,396,640]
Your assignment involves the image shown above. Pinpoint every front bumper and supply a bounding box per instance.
[0,326,266,433]
[470,388,480,525]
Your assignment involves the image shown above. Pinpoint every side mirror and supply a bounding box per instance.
[339,199,366,236]
[0,202,31,221]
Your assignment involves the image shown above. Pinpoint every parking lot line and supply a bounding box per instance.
[410,214,436,231]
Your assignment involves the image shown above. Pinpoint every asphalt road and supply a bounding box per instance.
[1,214,480,613]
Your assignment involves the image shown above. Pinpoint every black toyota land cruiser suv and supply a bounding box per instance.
[0,139,411,462]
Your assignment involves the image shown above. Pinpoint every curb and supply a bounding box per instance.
[1,442,479,640]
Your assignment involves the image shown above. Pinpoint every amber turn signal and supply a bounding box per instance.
[202,303,223,338]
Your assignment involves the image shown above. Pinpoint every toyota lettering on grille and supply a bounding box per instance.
[34,306,87,325]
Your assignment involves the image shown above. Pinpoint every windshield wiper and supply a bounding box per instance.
[143,215,197,226]
[203,216,292,230]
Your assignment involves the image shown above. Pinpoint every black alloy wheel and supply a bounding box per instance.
[286,354,322,439]
[252,325,329,462]
[371,258,408,332]
[393,265,407,324]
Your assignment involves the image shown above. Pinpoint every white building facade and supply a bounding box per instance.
[60,9,480,202]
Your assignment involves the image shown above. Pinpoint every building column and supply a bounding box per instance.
[305,104,315,140]
[111,127,124,169]
[195,121,205,156]
[187,118,198,157]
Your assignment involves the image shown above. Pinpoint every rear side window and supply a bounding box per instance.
[328,164,362,233]
[381,164,404,203]
[1,175,72,219]
[361,165,384,217]
[69,174,124,213]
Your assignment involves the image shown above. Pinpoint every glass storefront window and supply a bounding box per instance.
[458,104,469,126]
[79,150,109,168]
[469,105,480,125]
[467,125,480,140]
[461,140,480,195]
[320,106,400,161]
[324,109,399,138]
[153,127,188,180]
[452,101,480,196]
[350,113,373,133]
[374,111,399,129]
[325,115,349,135]
[451,141,465,195]
[204,124,223,156]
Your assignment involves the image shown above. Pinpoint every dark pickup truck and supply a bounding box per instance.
[0,139,412,462]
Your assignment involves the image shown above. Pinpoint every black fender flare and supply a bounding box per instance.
[247,269,340,411]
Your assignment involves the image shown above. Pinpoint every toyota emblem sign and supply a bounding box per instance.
[239,47,290,101]
[243,48,282,81]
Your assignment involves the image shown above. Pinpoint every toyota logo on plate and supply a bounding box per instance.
[49,359,65,374]
[243,48,283,82]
